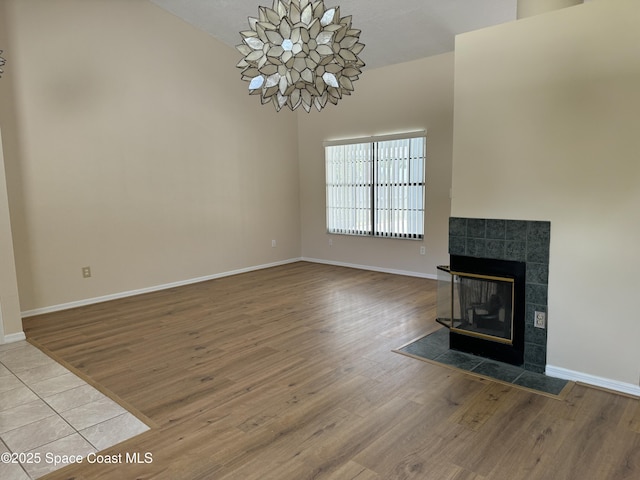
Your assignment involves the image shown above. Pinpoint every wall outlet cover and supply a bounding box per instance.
[534,311,546,329]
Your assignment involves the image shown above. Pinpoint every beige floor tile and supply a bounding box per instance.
[1,414,76,454]
[0,461,30,480]
[23,433,96,479]
[0,341,29,353]
[0,400,56,435]
[15,362,71,386]
[80,412,150,451]
[29,373,87,398]
[0,363,13,378]
[0,375,24,395]
[59,397,127,431]
[0,346,56,374]
[44,384,108,413]
[0,385,39,413]
[1,440,30,480]
[0,342,36,357]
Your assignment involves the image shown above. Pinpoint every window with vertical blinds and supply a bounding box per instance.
[325,132,426,239]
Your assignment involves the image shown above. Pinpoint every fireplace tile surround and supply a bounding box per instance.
[448,217,550,373]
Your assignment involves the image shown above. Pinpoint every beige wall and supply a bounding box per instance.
[452,0,640,385]
[1,0,301,313]
[0,0,23,339]
[0,128,22,340]
[298,53,454,277]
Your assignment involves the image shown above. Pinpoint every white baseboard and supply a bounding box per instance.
[21,257,436,319]
[302,257,438,280]
[546,365,640,397]
[21,258,302,318]
[2,331,26,344]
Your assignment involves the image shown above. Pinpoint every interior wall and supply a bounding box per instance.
[0,0,23,339]
[1,0,301,313]
[0,128,22,340]
[452,0,640,386]
[298,52,454,277]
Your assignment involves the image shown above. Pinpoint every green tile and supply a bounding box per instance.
[435,350,484,371]
[526,284,548,305]
[505,220,528,241]
[526,263,549,285]
[486,219,506,239]
[527,221,551,242]
[514,371,567,395]
[471,360,524,383]
[527,240,550,264]
[466,238,486,257]
[486,240,506,259]
[449,235,466,255]
[467,219,486,238]
[524,342,547,366]
[400,329,449,360]
[449,217,467,237]
[505,241,526,261]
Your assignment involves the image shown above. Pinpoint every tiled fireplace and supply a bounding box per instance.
[447,217,550,373]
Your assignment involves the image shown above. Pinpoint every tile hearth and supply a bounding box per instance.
[398,328,569,397]
[0,341,150,479]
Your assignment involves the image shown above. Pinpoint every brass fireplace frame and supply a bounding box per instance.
[437,266,515,346]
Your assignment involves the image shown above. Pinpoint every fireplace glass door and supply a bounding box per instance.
[437,266,514,345]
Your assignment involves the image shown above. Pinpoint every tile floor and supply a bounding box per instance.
[0,341,150,479]
[398,327,570,396]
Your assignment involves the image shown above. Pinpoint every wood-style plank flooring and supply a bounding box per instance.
[23,262,640,479]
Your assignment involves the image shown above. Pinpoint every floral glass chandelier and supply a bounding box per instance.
[0,50,5,78]
[236,0,365,112]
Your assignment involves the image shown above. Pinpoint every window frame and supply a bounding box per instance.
[324,131,426,240]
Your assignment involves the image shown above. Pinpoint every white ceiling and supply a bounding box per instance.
[150,0,519,70]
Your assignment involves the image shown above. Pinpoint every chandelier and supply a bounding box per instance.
[236,0,365,112]
[0,50,5,78]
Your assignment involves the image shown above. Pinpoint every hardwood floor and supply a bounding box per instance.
[23,262,640,480]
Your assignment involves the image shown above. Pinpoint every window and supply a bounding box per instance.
[325,132,426,239]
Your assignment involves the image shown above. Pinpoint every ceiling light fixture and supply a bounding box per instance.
[0,50,5,78]
[236,0,365,112]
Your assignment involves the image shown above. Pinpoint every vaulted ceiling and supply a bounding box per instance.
[150,0,518,70]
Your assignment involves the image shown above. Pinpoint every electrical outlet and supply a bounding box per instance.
[328,238,333,246]
[82,266,92,278]
[271,239,276,247]
[534,311,546,329]
[420,246,426,255]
